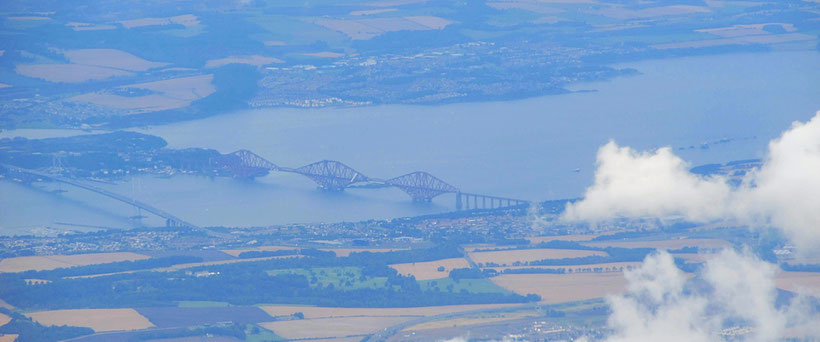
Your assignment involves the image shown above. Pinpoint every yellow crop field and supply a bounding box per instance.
[0,252,150,273]
[315,16,452,40]
[491,273,628,304]
[303,52,345,58]
[119,14,199,29]
[597,5,711,19]
[68,75,215,114]
[403,310,539,331]
[259,316,412,339]
[221,245,299,257]
[324,248,408,257]
[653,33,816,50]
[0,312,11,327]
[15,64,132,83]
[582,238,730,250]
[63,49,168,71]
[222,246,405,257]
[0,299,15,310]
[484,261,643,274]
[469,248,606,265]
[525,232,621,244]
[27,309,155,332]
[389,258,470,280]
[259,303,519,319]
[776,271,820,297]
[68,255,301,279]
[205,55,283,68]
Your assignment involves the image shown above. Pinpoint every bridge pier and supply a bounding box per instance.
[455,192,529,211]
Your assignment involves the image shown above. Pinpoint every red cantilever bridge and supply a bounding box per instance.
[1,152,529,229]
[216,150,529,210]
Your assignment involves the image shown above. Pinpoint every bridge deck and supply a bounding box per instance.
[2,164,199,229]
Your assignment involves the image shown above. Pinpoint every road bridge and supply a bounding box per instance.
[1,164,199,229]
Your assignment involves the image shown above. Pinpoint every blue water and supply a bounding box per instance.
[2,50,819,233]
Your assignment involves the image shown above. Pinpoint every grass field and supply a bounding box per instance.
[582,238,730,250]
[0,252,150,273]
[469,248,607,266]
[178,301,230,308]
[259,303,520,319]
[136,307,273,328]
[491,273,628,304]
[259,316,413,339]
[267,266,388,290]
[419,278,511,294]
[389,258,470,280]
[27,309,155,332]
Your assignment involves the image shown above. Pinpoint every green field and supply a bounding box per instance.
[267,266,392,290]
[420,278,511,294]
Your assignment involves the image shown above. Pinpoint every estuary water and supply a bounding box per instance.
[2,50,820,234]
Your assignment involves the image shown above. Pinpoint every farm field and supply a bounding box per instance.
[135,307,273,328]
[26,308,154,332]
[258,303,520,319]
[220,245,299,257]
[0,252,149,273]
[469,248,606,265]
[221,246,405,257]
[259,316,412,339]
[581,238,730,250]
[389,258,470,280]
[0,335,18,342]
[63,49,168,71]
[119,14,199,29]
[652,33,817,50]
[525,233,615,244]
[267,266,388,290]
[205,55,283,68]
[403,310,539,331]
[68,74,215,114]
[314,16,452,40]
[67,255,300,279]
[0,312,10,326]
[419,278,512,294]
[15,64,133,83]
[14,49,168,83]
[491,273,628,304]
[775,271,820,297]
[324,248,408,257]
[483,261,643,274]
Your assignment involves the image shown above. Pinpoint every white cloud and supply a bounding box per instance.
[563,111,820,253]
[600,250,818,342]
[562,141,731,222]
